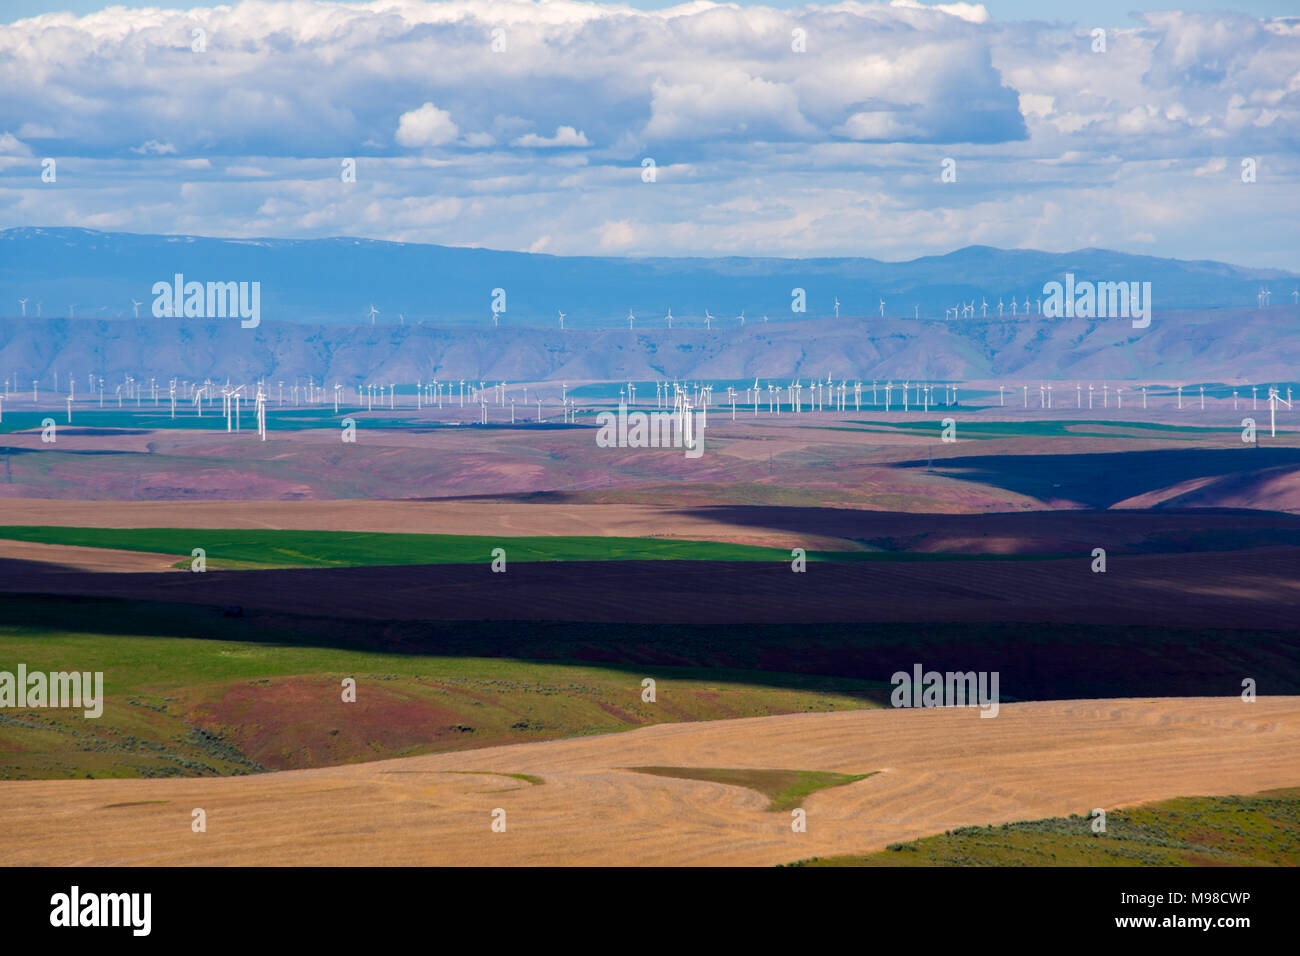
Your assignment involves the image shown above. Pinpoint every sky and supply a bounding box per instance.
[1,0,1297,266]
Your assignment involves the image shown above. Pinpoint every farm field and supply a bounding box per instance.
[1,399,1296,870]
[1,404,1296,513]
[0,624,884,780]
[2,697,1295,866]
[788,788,1300,867]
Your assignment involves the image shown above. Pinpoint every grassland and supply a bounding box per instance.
[786,788,1300,866]
[626,766,875,811]
[0,624,884,780]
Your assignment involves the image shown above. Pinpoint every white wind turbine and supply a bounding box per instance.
[665,308,673,329]
[1267,386,1291,437]
[366,304,379,325]
[255,384,267,440]
[704,309,713,330]
[737,309,745,327]
[980,298,988,318]
[131,299,142,318]
[17,298,28,317]
[997,298,1004,317]
[627,309,635,330]
[558,310,566,330]
[833,298,839,318]
[879,298,885,318]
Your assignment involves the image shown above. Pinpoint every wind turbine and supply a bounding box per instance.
[833,298,839,319]
[980,298,988,318]
[737,310,745,327]
[1267,386,1291,437]
[665,308,673,329]
[627,309,635,330]
[878,298,885,318]
[17,298,27,317]
[997,298,1004,317]
[704,309,713,330]
[366,304,379,325]
[255,384,267,440]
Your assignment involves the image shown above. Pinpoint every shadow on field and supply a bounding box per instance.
[671,505,1300,553]
[1,592,1296,702]
[893,447,1300,508]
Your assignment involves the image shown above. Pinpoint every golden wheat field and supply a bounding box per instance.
[2,697,1296,866]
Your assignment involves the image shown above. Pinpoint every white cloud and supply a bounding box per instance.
[0,2,1293,266]
[889,0,991,25]
[0,132,31,156]
[130,140,177,155]
[511,126,592,148]
[395,103,459,148]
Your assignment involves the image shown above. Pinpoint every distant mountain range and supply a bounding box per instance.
[0,228,1296,384]
[0,308,1295,386]
[1,228,1294,327]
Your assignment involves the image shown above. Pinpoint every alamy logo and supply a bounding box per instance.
[595,402,705,458]
[0,664,103,718]
[50,886,151,936]
[151,273,260,328]
[1042,273,1152,329]
[890,663,1000,718]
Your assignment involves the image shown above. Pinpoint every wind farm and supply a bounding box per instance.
[1,0,1298,902]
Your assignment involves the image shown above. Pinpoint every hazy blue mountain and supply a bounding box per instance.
[1,308,1296,387]
[1,227,1293,327]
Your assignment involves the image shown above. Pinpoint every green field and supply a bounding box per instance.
[0,525,1075,568]
[0,624,885,780]
[0,526,799,568]
[627,767,876,812]
[786,789,1300,866]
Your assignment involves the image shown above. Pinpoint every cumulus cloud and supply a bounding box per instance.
[0,1,1294,267]
[511,126,592,148]
[395,103,459,148]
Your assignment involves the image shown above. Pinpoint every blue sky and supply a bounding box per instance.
[1,1,1297,266]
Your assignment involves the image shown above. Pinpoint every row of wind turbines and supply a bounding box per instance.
[2,368,1294,438]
